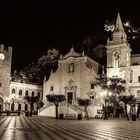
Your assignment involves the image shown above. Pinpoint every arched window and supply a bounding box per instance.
[12,88,15,94]
[19,89,22,96]
[50,86,53,91]
[32,91,34,96]
[113,52,119,68]
[25,104,28,111]
[25,90,28,96]
[18,104,21,111]
[38,92,40,98]
[11,103,14,111]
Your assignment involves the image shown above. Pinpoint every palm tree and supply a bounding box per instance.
[96,76,126,95]
[119,95,136,121]
[77,98,93,120]
[46,94,65,119]
[24,95,39,115]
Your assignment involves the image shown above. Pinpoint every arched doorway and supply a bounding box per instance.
[25,104,28,111]
[0,97,4,111]
[18,104,21,111]
[11,103,14,111]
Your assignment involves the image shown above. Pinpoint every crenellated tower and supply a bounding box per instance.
[106,13,131,82]
[0,44,12,100]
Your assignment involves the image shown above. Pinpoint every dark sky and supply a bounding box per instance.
[0,2,140,72]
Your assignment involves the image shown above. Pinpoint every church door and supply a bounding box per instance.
[68,92,73,104]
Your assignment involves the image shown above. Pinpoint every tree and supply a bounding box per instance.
[77,98,93,120]
[24,95,39,113]
[119,95,136,121]
[96,76,126,95]
[37,100,44,109]
[95,76,126,118]
[46,94,66,119]
[38,48,59,82]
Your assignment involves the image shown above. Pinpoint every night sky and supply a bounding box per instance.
[0,2,140,72]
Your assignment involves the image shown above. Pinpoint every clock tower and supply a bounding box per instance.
[0,44,12,102]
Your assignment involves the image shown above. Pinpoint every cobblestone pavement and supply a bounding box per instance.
[0,115,140,140]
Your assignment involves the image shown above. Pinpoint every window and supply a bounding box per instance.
[0,83,2,87]
[32,91,34,96]
[38,92,40,98]
[68,63,74,73]
[91,83,94,89]
[25,90,28,96]
[138,76,140,82]
[19,89,22,96]
[113,52,119,68]
[12,88,15,94]
[50,86,53,91]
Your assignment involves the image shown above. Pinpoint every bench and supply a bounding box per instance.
[65,114,76,120]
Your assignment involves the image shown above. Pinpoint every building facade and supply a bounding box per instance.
[0,44,43,112]
[39,47,103,117]
[106,13,140,114]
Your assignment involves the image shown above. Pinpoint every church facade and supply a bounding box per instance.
[39,47,103,117]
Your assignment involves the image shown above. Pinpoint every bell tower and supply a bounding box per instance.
[0,44,12,99]
[106,13,131,81]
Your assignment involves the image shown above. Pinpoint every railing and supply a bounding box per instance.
[38,102,54,113]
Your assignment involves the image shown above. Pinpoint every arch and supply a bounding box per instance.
[25,90,28,96]
[18,104,21,111]
[25,104,28,111]
[12,88,15,94]
[19,89,22,96]
[11,103,14,111]
[38,92,40,98]
[31,104,34,111]
[31,91,34,96]
[113,52,119,68]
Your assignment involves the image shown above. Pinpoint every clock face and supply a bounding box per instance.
[0,53,5,60]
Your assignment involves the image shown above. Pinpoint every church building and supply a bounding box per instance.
[39,47,102,117]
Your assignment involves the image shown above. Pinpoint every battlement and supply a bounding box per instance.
[0,44,13,53]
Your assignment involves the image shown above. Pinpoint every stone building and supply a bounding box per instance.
[106,13,140,115]
[0,44,43,112]
[39,47,102,117]
[0,45,12,111]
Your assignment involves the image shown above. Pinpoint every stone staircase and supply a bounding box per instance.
[38,101,85,117]
[68,103,85,114]
[38,102,54,114]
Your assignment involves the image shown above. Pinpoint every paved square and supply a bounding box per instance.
[0,115,140,140]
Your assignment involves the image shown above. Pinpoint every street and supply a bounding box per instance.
[0,115,140,140]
